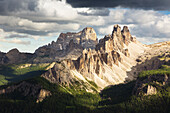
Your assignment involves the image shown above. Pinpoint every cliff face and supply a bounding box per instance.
[54,27,97,50]
[41,25,147,89]
[33,27,97,62]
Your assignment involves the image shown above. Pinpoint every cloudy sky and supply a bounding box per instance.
[0,0,170,53]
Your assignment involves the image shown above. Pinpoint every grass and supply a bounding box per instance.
[138,65,170,78]
[0,76,101,113]
[0,63,49,86]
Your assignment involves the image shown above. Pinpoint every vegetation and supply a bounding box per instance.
[0,63,49,85]
[0,77,101,113]
[0,65,169,113]
[138,65,170,78]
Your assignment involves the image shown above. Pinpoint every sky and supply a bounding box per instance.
[0,0,170,53]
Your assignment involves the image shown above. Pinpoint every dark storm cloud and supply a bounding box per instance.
[6,34,29,38]
[67,0,170,11]
[0,0,37,14]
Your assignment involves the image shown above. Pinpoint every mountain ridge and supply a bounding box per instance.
[0,25,169,90]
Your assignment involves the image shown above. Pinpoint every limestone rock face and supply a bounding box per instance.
[96,25,134,56]
[80,27,97,49]
[122,26,132,46]
[34,27,97,63]
[48,27,97,51]
[145,85,157,95]
[36,89,51,103]
[41,61,74,85]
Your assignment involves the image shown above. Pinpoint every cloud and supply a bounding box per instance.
[67,0,170,11]
[0,15,80,36]
[76,8,110,16]
[0,38,31,45]
[0,0,169,53]
[96,9,170,39]
[5,34,30,38]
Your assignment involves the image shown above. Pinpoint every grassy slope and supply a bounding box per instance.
[138,65,170,78]
[0,77,101,113]
[0,64,49,85]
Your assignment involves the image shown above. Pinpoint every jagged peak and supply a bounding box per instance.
[122,26,130,33]
[112,24,121,34]
[81,27,97,41]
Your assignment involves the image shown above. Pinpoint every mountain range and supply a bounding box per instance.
[0,24,169,113]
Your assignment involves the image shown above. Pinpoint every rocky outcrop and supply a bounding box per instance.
[36,89,51,103]
[41,61,75,85]
[145,85,157,95]
[0,49,34,64]
[133,73,169,96]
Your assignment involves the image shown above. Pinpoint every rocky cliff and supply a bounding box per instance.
[33,27,97,63]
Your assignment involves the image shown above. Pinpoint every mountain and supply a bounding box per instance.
[33,27,97,63]
[0,24,169,113]
[0,48,34,64]
[41,25,151,89]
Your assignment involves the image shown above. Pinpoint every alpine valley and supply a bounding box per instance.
[0,25,169,113]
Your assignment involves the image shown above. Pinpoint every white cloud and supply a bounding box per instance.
[98,25,113,35]
[0,0,170,52]
[35,0,78,20]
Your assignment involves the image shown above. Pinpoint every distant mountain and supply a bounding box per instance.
[0,48,34,64]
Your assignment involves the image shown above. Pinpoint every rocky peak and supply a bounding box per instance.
[48,27,97,51]
[40,24,151,89]
[0,48,34,64]
[80,27,97,49]
[81,27,97,41]
[121,26,132,45]
[96,25,132,56]
[7,48,20,55]
[6,48,21,63]
[112,24,121,35]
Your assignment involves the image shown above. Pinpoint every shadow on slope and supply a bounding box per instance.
[99,81,135,106]
[125,56,169,82]
[0,64,47,85]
